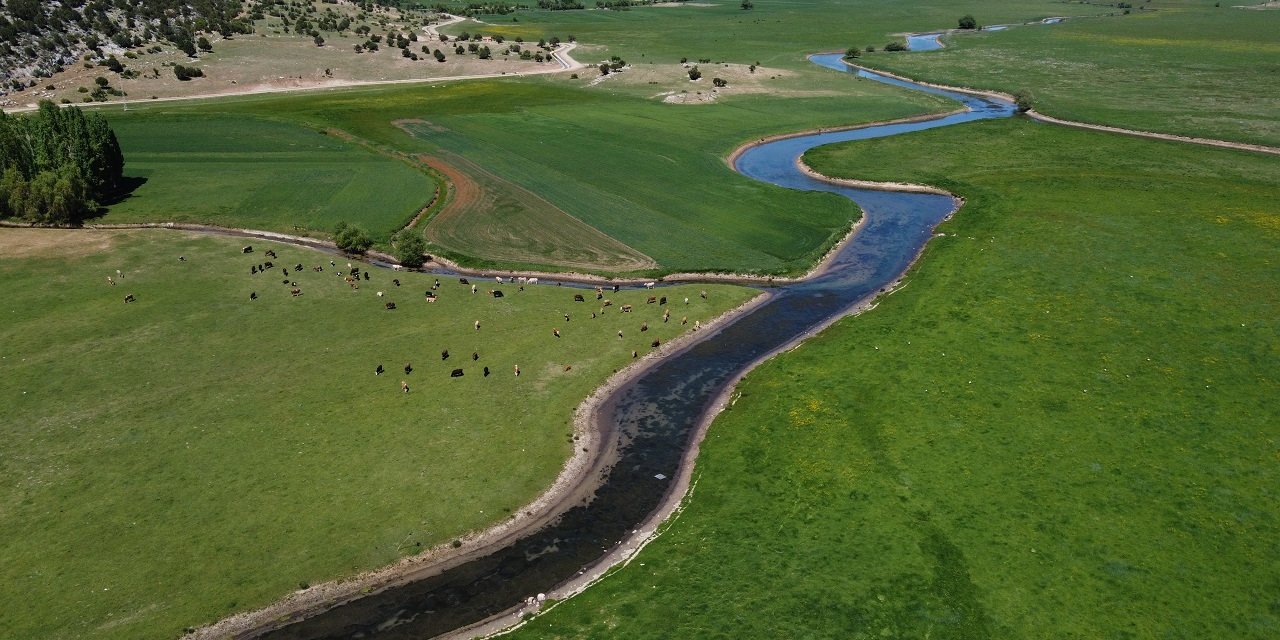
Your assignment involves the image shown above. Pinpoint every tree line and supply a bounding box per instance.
[0,101,124,225]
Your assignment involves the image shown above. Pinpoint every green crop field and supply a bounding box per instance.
[103,114,435,242]
[0,229,754,639]
[508,120,1279,638]
[860,0,1280,146]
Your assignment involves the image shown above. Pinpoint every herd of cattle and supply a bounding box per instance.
[115,242,713,391]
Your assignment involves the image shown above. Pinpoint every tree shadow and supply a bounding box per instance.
[85,175,148,222]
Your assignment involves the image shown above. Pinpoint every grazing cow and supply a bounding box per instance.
[472,351,479,361]
[391,264,402,271]
[483,366,490,377]
[282,268,289,277]
[425,291,436,300]
[632,350,638,358]
[376,364,385,376]
[363,272,370,281]
[659,296,667,306]
[291,288,302,297]
[514,364,520,376]
[385,302,396,310]
[596,292,603,300]
[564,313,570,322]
[694,320,701,330]
[684,297,689,305]
[351,267,360,276]
[265,249,277,259]
[242,245,253,254]
[124,293,135,303]
[617,330,624,339]
[251,265,258,274]
[402,380,410,393]
[651,339,661,348]
[404,363,413,375]
[645,281,656,289]
[681,316,688,325]
[563,364,572,372]
[250,292,257,300]
[491,290,504,298]
[528,277,538,285]
[471,284,477,294]
[553,328,561,338]
[264,261,273,269]
[107,276,115,286]
[116,269,123,279]
[450,368,464,378]
[602,299,613,307]
[621,304,633,313]
[179,256,186,262]
[474,320,481,331]
[433,279,440,290]
[441,350,450,361]
[573,294,585,302]
[495,276,504,284]
[459,277,469,285]
[700,290,707,299]
[330,260,336,267]
[646,296,656,304]
[517,276,527,285]
[641,322,648,332]
[612,284,620,292]
[393,279,400,287]
[663,309,670,322]
[591,312,597,319]
[377,291,384,297]
[282,279,290,284]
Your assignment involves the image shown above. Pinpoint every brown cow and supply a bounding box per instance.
[291,288,302,297]
[385,302,396,310]
[621,304,633,313]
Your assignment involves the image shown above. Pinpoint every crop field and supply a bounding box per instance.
[861,0,1280,146]
[508,120,1279,638]
[102,74,951,273]
[105,113,435,241]
[0,228,755,639]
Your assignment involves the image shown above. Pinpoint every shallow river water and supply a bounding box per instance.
[256,54,1015,640]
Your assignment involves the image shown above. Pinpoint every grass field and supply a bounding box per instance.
[506,120,1279,638]
[105,114,435,242]
[860,0,1280,146]
[0,228,754,640]
[101,74,952,273]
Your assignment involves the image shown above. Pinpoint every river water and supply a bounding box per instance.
[256,55,1015,640]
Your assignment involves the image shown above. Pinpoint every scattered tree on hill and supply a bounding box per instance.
[712,77,726,88]
[599,62,610,75]
[314,34,325,47]
[434,49,446,62]
[173,64,204,80]
[333,222,373,254]
[958,15,978,29]
[0,101,124,225]
[844,47,861,59]
[391,228,428,268]
[688,66,701,81]
[741,0,753,8]
[197,36,213,52]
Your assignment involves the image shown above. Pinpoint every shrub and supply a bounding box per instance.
[958,14,977,29]
[391,229,427,268]
[688,66,701,81]
[885,41,908,52]
[333,222,373,253]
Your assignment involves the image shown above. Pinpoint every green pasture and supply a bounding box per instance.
[0,229,754,640]
[861,0,1280,146]
[509,121,1279,638]
[103,75,951,274]
[450,0,1104,70]
[104,114,434,242]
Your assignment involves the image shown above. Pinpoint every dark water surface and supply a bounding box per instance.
[257,55,1015,640]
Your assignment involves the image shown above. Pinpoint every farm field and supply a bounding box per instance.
[507,120,1280,638]
[0,228,755,640]
[102,74,952,273]
[105,114,435,242]
[860,0,1280,146]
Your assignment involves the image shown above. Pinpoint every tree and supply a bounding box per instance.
[1013,90,1033,113]
[197,36,213,52]
[434,49,446,62]
[313,34,325,47]
[885,41,908,52]
[688,66,701,81]
[741,0,753,8]
[844,47,860,59]
[333,222,373,253]
[712,77,727,87]
[391,229,427,267]
[958,15,977,29]
[599,62,610,75]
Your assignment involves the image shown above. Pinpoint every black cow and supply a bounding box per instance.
[459,277,469,285]
[124,294,135,303]
[483,366,490,377]
[450,368,464,377]
[295,264,304,272]
[404,363,412,375]
[251,265,258,274]
[491,290,504,298]
[425,291,436,299]
[441,350,450,361]
[242,245,253,254]
[385,302,397,310]
[651,339,660,348]
[659,296,667,306]
[574,294,585,302]
[264,261,273,269]
[472,351,479,361]
[282,268,288,277]
[363,272,370,281]
[376,364,384,376]
[392,279,400,287]
[250,292,257,300]
[265,249,277,259]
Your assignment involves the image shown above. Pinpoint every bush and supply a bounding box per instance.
[712,77,726,88]
[333,222,373,253]
[958,14,977,29]
[1013,90,1033,113]
[884,41,908,52]
[391,229,427,267]
[172,65,204,81]
[687,66,701,81]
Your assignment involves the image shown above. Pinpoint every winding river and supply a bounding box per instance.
[254,55,1016,639]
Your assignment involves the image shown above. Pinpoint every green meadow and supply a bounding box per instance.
[861,0,1280,146]
[0,229,754,639]
[509,120,1279,638]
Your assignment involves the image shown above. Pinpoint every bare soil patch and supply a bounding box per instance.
[0,227,129,259]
